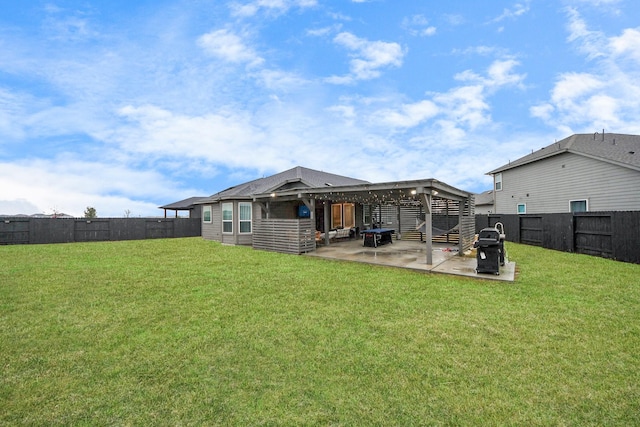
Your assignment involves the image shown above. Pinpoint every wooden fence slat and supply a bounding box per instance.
[476,212,639,264]
[0,218,201,245]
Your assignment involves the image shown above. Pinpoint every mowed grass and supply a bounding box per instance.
[1,238,639,426]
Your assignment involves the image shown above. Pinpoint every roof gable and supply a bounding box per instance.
[489,133,640,174]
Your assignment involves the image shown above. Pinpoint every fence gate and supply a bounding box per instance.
[574,214,613,258]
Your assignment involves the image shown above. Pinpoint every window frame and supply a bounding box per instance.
[343,203,356,228]
[202,205,212,223]
[569,199,588,213]
[363,204,372,226]
[331,204,343,229]
[517,203,526,214]
[495,173,503,192]
[238,202,252,234]
[222,202,233,234]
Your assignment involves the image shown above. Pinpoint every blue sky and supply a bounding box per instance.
[1,0,639,216]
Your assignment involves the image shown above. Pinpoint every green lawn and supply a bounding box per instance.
[1,238,639,426]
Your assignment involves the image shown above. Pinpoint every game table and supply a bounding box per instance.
[361,228,395,247]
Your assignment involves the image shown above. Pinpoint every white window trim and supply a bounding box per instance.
[239,202,252,234]
[202,205,212,223]
[517,203,526,214]
[569,199,589,213]
[495,173,503,192]
[222,202,233,234]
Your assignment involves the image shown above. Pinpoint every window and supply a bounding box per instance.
[570,199,588,213]
[222,202,233,233]
[239,202,252,233]
[331,204,343,229]
[517,203,526,214]
[330,203,356,229]
[495,173,503,191]
[343,203,355,228]
[203,206,212,223]
[363,205,371,226]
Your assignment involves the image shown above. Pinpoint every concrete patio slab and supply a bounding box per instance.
[305,238,516,282]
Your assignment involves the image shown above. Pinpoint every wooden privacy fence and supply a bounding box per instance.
[253,218,315,254]
[476,212,640,264]
[0,217,201,245]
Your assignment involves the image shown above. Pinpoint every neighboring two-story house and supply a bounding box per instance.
[488,133,640,214]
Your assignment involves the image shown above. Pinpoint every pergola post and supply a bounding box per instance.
[417,189,433,265]
[458,198,465,255]
[324,201,331,245]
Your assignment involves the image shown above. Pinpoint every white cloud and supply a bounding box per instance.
[116,104,265,164]
[0,157,182,217]
[531,9,640,133]
[402,15,437,37]
[198,29,264,67]
[488,2,530,24]
[327,32,405,84]
[454,59,526,91]
[306,26,337,37]
[371,100,439,128]
[0,199,41,216]
[452,45,506,57]
[230,0,317,17]
[609,28,640,63]
[257,69,309,91]
[326,104,356,120]
[565,7,607,59]
[354,58,525,149]
[433,85,490,130]
[443,14,465,26]
[550,72,604,107]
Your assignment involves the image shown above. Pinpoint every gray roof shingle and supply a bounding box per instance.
[159,197,208,210]
[200,166,370,202]
[474,190,494,206]
[489,133,640,174]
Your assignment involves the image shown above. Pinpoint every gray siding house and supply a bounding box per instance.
[196,165,476,264]
[197,166,369,246]
[488,133,640,214]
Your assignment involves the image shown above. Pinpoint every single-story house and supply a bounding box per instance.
[488,132,640,214]
[195,166,475,265]
[474,190,494,215]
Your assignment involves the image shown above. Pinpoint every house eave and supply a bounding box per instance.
[488,148,640,175]
[488,148,569,175]
[253,178,472,203]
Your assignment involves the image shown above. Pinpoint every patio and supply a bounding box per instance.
[305,237,516,282]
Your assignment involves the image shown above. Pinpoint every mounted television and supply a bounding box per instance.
[298,205,311,218]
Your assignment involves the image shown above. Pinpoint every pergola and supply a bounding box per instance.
[253,178,475,265]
